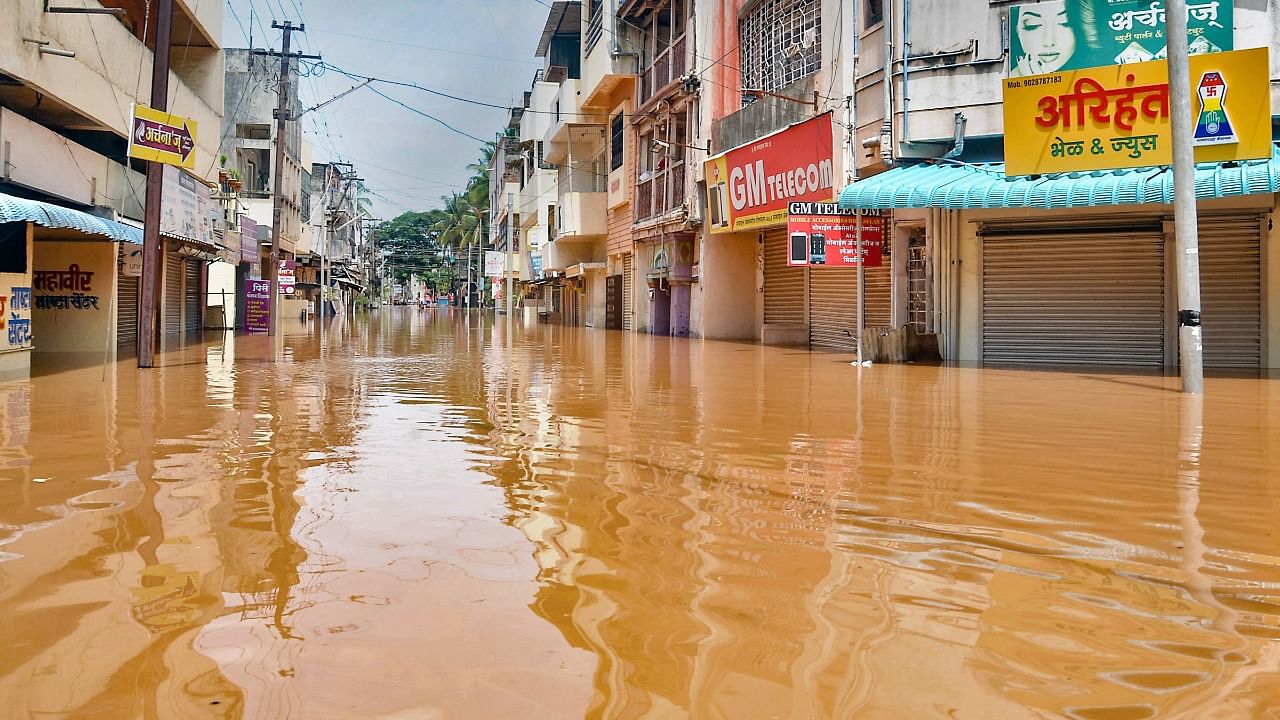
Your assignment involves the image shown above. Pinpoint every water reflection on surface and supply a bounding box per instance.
[0,309,1277,719]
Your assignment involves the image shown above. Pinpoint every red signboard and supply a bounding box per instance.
[705,113,835,234]
[786,202,884,267]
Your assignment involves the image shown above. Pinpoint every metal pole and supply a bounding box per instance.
[267,23,295,338]
[1166,0,1204,393]
[138,0,174,369]
[505,193,514,323]
[856,211,865,365]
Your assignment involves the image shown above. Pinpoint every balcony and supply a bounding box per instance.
[635,162,685,222]
[639,34,686,106]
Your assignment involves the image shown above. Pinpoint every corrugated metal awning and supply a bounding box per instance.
[838,146,1280,210]
[0,191,143,243]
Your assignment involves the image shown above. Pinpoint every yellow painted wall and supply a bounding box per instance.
[32,240,117,354]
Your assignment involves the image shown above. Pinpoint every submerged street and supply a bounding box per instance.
[0,310,1276,718]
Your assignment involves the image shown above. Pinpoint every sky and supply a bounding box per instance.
[221,0,549,219]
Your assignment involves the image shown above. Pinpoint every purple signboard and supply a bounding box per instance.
[244,278,271,334]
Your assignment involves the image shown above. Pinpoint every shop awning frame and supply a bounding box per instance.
[0,192,143,243]
[838,145,1280,211]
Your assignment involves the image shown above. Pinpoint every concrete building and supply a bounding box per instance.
[836,0,1280,369]
[0,0,225,375]
[218,47,305,328]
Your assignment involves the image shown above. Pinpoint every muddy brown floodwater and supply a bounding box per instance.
[0,309,1278,719]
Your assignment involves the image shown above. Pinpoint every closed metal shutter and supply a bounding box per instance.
[763,229,804,325]
[184,260,201,335]
[982,224,1165,366]
[809,266,892,350]
[1199,215,1262,368]
[117,272,138,350]
[622,253,634,331]
[164,252,182,335]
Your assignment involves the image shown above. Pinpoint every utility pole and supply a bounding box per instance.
[138,0,174,369]
[255,22,320,339]
[505,193,514,322]
[1166,0,1204,393]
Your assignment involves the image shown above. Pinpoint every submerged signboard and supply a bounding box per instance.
[1009,0,1232,77]
[1003,47,1270,176]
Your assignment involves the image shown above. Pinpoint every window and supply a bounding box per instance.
[610,114,625,171]
[739,0,822,96]
[865,0,883,26]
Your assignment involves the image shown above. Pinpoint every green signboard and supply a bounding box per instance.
[1009,1,1233,77]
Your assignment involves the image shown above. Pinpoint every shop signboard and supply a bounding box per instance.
[122,246,144,277]
[239,217,260,263]
[1003,47,1270,176]
[704,113,835,234]
[278,260,296,295]
[484,250,506,277]
[1009,1,1232,77]
[530,253,544,280]
[160,166,216,244]
[244,279,271,334]
[128,104,198,169]
[786,203,884,268]
[1,286,32,351]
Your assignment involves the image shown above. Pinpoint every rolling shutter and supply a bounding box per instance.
[809,266,892,351]
[982,224,1165,366]
[1199,215,1262,368]
[164,252,182,335]
[622,253,634,331]
[184,260,201,335]
[763,229,804,325]
[117,272,138,351]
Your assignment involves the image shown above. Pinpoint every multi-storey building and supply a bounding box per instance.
[0,0,225,374]
[837,0,1280,369]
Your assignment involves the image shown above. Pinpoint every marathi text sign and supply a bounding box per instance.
[244,279,271,334]
[239,217,260,263]
[1009,1,1232,77]
[1003,47,1270,176]
[278,260,296,295]
[705,113,835,234]
[786,203,884,268]
[484,251,506,278]
[1,285,32,351]
[128,105,197,170]
[161,166,216,244]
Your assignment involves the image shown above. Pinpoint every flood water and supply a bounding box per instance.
[1,308,1278,719]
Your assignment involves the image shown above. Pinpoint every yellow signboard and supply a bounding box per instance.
[1003,47,1271,177]
[128,104,198,170]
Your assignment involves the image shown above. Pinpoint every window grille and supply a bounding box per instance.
[738,0,822,97]
[610,114,625,171]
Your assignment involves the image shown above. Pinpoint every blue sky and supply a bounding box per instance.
[222,0,548,218]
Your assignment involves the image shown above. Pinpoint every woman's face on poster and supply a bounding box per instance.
[1017,2,1076,74]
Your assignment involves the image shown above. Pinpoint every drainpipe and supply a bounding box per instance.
[879,0,894,167]
[900,0,912,147]
[942,112,967,159]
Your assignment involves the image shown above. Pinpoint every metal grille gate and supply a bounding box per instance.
[763,229,805,326]
[981,224,1166,366]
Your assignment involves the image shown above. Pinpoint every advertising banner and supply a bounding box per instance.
[786,203,884,268]
[244,279,271,334]
[278,260,296,295]
[239,217,259,263]
[128,104,198,169]
[122,246,144,277]
[705,113,835,234]
[160,166,216,244]
[1009,0,1232,77]
[1003,47,1270,176]
[484,251,506,277]
[530,253,544,280]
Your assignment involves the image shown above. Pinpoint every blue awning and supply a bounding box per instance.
[0,192,143,244]
[838,146,1280,210]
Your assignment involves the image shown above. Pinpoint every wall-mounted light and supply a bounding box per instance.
[23,38,75,58]
[651,139,711,154]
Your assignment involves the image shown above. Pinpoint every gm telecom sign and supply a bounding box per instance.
[1003,47,1271,176]
[128,105,198,170]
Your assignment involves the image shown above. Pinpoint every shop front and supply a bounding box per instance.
[839,154,1280,369]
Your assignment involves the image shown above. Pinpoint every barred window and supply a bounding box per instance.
[739,0,822,97]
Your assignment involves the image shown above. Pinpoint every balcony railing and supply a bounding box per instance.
[639,34,687,105]
[634,161,685,222]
